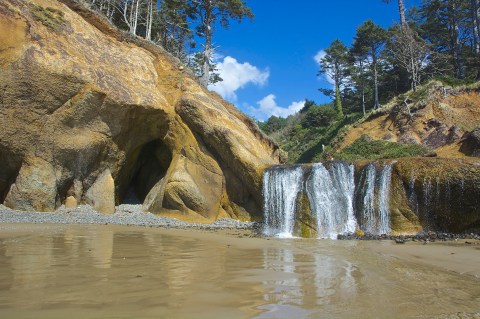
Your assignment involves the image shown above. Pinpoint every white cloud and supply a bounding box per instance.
[314,50,326,65]
[248,94,305,121]
[314,49,335,85]
[209,56,269,101]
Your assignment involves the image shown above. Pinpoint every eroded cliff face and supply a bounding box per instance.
[0,0,280,221]
[335,83,480,158]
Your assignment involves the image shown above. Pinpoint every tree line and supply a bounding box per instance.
[318,0,480,117]
[82,0,253,87]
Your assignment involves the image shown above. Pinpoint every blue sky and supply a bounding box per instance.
[208,0,420,121]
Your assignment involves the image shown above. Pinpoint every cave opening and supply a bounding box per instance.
[121,139,172,204]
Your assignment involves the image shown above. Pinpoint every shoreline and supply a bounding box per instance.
[0,204,255,231]
[1,204,479,245]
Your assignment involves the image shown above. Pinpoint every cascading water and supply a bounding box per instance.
[356,163,394,235]
[377,163,393,235]
[358,164,377,234]
[263,166,304,237]
[262,161,395,238]
[306,162,356,239]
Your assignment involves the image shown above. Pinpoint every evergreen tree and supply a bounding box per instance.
[318,39,350,119]
[187,0,253,87]
[154,0,193,62]
[350,43,371,115]
[418,0,471,79]
[383,0,408,27]
[353,20,388,109]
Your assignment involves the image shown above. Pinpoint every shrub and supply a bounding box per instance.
[302,105,337,128]
[335,136,432,161]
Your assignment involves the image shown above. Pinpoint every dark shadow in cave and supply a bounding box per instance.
[120,139,172,204]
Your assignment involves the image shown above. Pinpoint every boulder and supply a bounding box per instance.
[460,127,480,157]
[85,169,115,214]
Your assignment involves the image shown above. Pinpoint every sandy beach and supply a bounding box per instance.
[0,222,479,319]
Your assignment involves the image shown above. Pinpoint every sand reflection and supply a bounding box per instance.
[0,224,479,319]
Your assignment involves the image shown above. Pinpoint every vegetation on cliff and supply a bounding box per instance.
[76,0,253,87]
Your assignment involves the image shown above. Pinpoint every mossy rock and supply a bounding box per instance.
[29,4,66,32]
[293,191,318,238]
[392,158,480,233]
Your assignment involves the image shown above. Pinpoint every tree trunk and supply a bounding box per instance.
[449,1,464,78]
[398,0,407,27]
[335,84,344,119]
[133,0,140,35]
[373,52,380,109]
[200,1,214,87]
[201,32,211,87]
[146,0,153,41]
[122,0,133,33]
[362,87,366,115]
[472,0,480,79]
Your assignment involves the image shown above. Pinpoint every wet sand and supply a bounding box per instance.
[372,240,480,278]
[0,223,479,319]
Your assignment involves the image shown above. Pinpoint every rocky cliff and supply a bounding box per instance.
[0,0,280,221]
[333,82,480,159]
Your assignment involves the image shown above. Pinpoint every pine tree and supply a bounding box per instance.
[187,0,253,87]
[318,39,350,119]
[353,20,388,109]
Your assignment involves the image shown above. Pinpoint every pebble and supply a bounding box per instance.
[0,204,254,230]
[336,230,480,242]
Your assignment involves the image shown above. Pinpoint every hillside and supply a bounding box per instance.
[260,81,480,163]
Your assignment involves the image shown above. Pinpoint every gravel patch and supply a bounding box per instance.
[0,204,254,230]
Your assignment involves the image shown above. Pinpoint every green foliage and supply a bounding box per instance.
[318,39,350,114]
[353,20,388,54]
[258,116,288,134]
[29,4,66,32]
[334,86,344,119]
[334,136,432,161]
[301,105,337,128]
[300,99,316,113]
[434,76,477,87]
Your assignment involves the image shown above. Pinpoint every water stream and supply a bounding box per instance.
[263,166,304,238]
[306,162,356,239]
[263,161,395,238]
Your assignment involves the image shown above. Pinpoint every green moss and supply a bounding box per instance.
[293,192,318,238]
[29,4,66,32]
[335,136,432,161]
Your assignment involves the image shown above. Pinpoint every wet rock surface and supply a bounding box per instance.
[337,230,480,243]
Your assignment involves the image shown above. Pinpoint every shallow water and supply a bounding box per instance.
[0,224,479,319]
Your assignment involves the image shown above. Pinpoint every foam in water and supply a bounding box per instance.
[263,161,395,238]
[306,163,356,239]
[359,164,377,234]
[357,163,394,235]
[263,166,304,237]
[377,163,393,235]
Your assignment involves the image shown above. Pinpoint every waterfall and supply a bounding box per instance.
[358,164,377,234]
[262,161,395,238]
[356,163,394,235]
[306,162,356,239]
[263,166,304,238]
[377,163,393,235]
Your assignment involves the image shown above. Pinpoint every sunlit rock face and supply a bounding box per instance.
[263,158,480,238]
[0,0,280,221]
